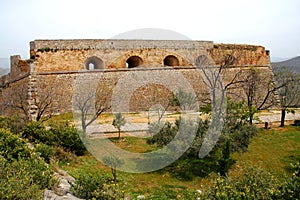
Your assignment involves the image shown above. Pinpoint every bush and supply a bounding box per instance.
[275,161,300,199]
[231,124,257,152]
[71,172,125,199]
[35,143,55,163]
[0,128,31,161]
[22,121,86,156]
[49,122,86,156]
[22,121,55,145]
[0,156,55,200]
[294,119,300,126]
[147,121,177,147]
[201,166,280,199]
[0,129,56,199]
[0,116,25,133]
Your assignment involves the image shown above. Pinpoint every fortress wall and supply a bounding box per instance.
[30,39,213,51]
[0,39,275,120]
[0,75,30,119]
[209,44,270,66]
[29,40,270,73]
[30,65,274,115]
[31,48,207,72]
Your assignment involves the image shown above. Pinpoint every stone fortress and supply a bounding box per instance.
[0,39,273,120]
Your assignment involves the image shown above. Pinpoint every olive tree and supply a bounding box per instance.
[112,112,126,140]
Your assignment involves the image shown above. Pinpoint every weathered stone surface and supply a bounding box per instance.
[43,168,80,200]
[0,39,275,119]
[43,190,83,200]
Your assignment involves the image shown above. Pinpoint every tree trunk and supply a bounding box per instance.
[249,114,253,125]
[112,168,117,182]
[118,129,121,140]
[280,109,286,127]
[219,140,231,177]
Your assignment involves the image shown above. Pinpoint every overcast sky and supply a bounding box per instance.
[0,0,299,61]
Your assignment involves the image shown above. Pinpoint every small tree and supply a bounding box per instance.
[112,113,126,140]
[102,155,124,182]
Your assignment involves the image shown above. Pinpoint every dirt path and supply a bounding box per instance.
[85,111,300,136]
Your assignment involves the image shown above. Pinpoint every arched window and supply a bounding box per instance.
[126,56,143,68]
[163,55,179,66]
[85,56,104,70]
[195,55,210,67]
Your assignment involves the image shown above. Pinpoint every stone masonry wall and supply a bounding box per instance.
[0,39,274,119]
[27,66,274,115]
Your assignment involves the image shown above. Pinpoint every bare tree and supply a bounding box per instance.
[240,66,300,126]
[1,76,58,122]
[2,81,30,122]
[274,67,300,126]
[197,53,243,158]
[32,78,58,122]
[73,79,111,133]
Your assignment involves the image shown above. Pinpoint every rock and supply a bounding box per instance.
[43,168,81,200]
[44,190,83,200]
[137,195,145,199]
[54,178,71,196]
[196,189,202,194]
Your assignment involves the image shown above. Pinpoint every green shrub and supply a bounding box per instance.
[147,121,177,147]
[0,155,55,200]
[22,121,56,145]
[0,129,56,199]
[0,116,23,133]
[294,119,300,126]
[201,166,280,199]
[275,161,300,199]
[49,122,86,156]
[71,171,125,199]
[148,186,201,200]
[35,143,55,163]
[22,121,86,156]
[0,128,31,161]
[231,124,257,152]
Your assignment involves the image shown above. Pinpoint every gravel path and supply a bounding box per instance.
[257,113,300,123]
[85,112,300,135]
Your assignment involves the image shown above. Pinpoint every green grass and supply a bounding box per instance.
[60,125,300,198]
[46,112,74,124]
[232,125,300,178]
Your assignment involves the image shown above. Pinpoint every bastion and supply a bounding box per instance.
[0,39,273,120]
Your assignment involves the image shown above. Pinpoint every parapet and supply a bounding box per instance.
[30,39,214,51]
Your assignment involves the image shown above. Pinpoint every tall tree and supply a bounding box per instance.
[274,67,300,126]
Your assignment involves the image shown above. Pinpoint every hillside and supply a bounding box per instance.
[272,56,300,73]
[0,58,9,75]
[0,68,9,75]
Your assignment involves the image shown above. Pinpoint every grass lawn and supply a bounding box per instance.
[232,125,300,179]
[59,124,300,198]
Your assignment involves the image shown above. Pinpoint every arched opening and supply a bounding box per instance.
[126,56,143,68]
[85,56,104,70]
[88,63,95,70]
[163,55,179,66]
[195,55,210,67]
